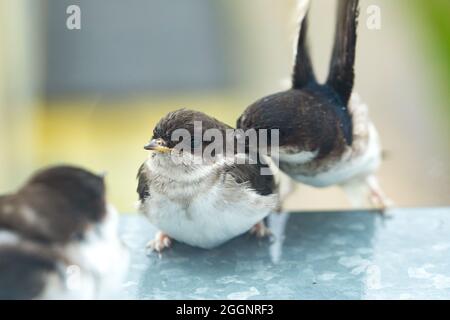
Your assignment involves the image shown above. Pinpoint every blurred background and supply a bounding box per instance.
[0,0,448,212]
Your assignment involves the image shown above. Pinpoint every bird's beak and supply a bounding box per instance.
[144,138,171,153]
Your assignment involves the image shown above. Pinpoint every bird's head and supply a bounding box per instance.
[3,165,121,247]
[144,109,232,167]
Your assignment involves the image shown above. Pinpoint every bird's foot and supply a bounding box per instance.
[250,221,272,238]
[146,231,171,254]
[369,189,392,208]
[367,176,393,214]
[370,190,394,214]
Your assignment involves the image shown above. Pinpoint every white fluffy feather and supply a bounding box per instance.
[141,153,277,249]
[64,204,129,298]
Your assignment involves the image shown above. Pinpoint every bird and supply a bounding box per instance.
[0,165,128,299]
[237,0,391,210]
[137,108,278,252]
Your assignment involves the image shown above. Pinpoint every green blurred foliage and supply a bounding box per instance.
[408,0,450,120]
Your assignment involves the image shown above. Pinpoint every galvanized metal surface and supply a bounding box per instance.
[119,208,450,299]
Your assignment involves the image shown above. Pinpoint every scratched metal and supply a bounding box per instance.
[118,208,450,300]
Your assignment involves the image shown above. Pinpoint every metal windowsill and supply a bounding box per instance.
[118,207,450,299]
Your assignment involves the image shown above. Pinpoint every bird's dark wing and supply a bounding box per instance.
[292,9,316,89]
[326,0,359,105]
[0,246,61,299]
[224,159,276,196]
[137,163,150,202]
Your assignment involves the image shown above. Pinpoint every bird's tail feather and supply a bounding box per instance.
[326,0,359,105]
[292,1,316,89]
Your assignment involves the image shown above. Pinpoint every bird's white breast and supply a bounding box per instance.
[141,161,276,249]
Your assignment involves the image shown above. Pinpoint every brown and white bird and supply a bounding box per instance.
[137,109,278,252]
[237,0,391,209]
[0,166,128,299]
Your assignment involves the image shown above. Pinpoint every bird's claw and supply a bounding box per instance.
[250,222,272,238]
[369,188,394,215]
[366,176,393,215]
[146,232,171,254]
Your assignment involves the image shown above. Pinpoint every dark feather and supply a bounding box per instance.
[292,11,316,89]
[0,245,64,299]
[137,163,150,202]
[0,166,107,244]
[224,161,275,196]
[326,0,359,105]
[238,87,350,158]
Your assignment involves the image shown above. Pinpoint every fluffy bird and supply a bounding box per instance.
[237,0,391,209]
[137,109,278,252]
[0,166,128,299]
